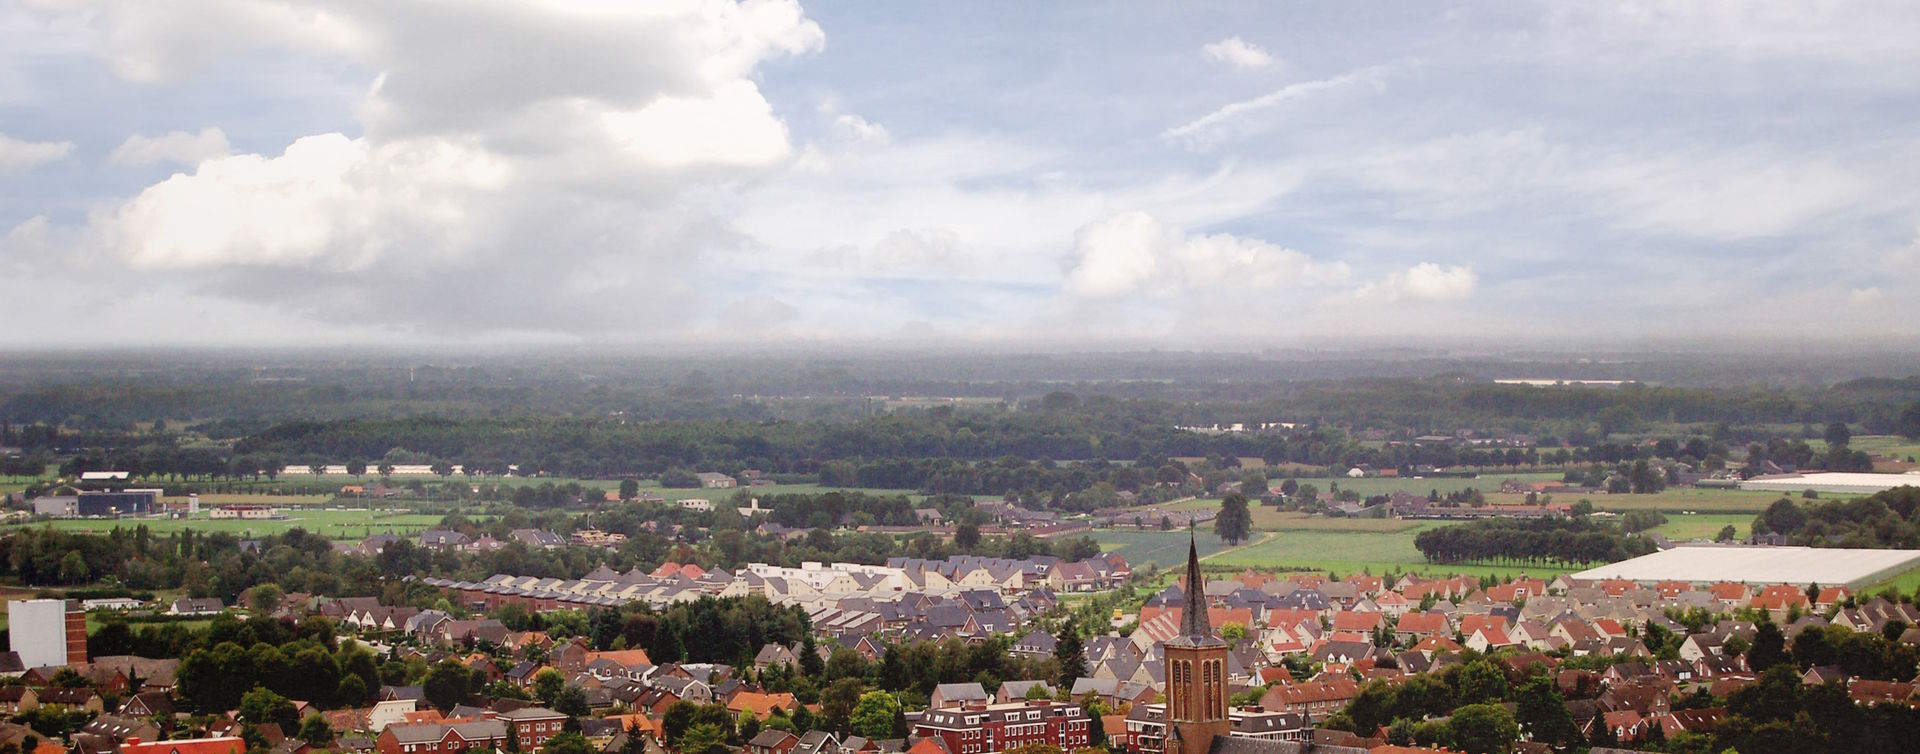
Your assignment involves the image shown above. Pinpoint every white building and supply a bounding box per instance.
[7,599,82,667]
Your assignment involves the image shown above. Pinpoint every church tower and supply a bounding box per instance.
[1165,533,1231,754]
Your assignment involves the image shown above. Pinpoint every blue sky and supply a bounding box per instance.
[2,1,1917,346]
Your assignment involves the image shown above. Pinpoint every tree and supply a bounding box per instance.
[800,635,825,678]
[955,522,981,550]
[238,687,298,732]
[1455,660,1507,706]
[423,659,473,711]
[1824,421,1852,448]
[533,668,565,706]
[1513,676,1580,749]
[821,678,865,735]
[505,720,521,753]
[540,731,597,754]
[1219,622,1247,642]
[555,686,590,718]
[1898,401,1920,440]
[1447,703,1518,754]
[298,714,335,747]
[1215,493,1253,545]
[1716,524,1738,543]
[1749,620,1789,673]
[618,479,640,500]
[849,691,902,739]
[679,724,728,754]
[1055,617,1088,688]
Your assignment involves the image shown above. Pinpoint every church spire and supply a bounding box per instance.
[1176,531,1221,646]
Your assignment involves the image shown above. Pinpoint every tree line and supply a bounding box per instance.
[1412,517,1657,565]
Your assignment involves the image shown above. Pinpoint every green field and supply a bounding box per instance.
[1097,526,1582,581]
[2,509,457,540]
[1866,564,1920,597]
[1092,529,1238,569]
[1653,512,1752,541]
[1282,472,1564,499]
[1485,486,1809,514]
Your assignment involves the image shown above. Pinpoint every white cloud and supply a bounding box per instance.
[832,113,889,144]
[1065,211,1348,298]
[1202,37,1275,70]
[100,133,508,271]
[1164,66,1390,142]
[108,127,231,166]
[0,132,74,172]
[21,0,826,336]
[1849,287,1885,305]
[1357,262,1478,302]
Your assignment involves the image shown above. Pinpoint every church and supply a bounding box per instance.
[1158,536,1368,754]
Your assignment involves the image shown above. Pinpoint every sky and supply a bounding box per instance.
[2,1,1918,348]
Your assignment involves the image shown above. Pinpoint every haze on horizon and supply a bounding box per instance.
[2,2,1918,347]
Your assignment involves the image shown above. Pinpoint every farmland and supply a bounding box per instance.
[1097,525,1587,582]
[0,508,459,540]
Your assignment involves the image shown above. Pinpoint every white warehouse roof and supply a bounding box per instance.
[1740,472,1920,495]
[1573,545,1920,588]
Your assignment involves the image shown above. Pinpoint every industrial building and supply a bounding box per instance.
[75,489,160,516]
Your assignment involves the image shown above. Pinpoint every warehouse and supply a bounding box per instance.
[1572,545,1920,588]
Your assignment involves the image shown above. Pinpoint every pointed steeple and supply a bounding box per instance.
[1174,531,1222,647]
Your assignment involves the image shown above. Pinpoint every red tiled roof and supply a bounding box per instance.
[121,738,245,754]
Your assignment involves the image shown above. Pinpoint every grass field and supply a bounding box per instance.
[1285,472,1564,499]
[1866,564,1920,597]
[1097,526,1582,581]
[1653,512,1752,542]
[1483,487,1806,514]
[1092,529,1237,569]
[1,509,458,540]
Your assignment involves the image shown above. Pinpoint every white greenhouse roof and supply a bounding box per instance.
[1740,472,1920,494]
[1572,545,1920,588]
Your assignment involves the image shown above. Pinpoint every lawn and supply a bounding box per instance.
[1,509,458,540]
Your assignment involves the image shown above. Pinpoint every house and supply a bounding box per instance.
[120,737,244,754]
[168,598,225,616]
[995,680,1055,704]
[0,688,36,715]
[726,691,797,719]
[695,473,738,489]
[375,720,508,754]
[753,644,798,671]
[930,682,991,709]
[746,730,798,754]
[497,707,568,750]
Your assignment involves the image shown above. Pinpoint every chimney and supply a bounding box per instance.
[126,738,142,747]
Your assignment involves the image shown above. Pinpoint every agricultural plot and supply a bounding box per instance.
[1484,487,1806,514]
[1653,512,1751,542]
[1092,529,1236,569]
[2,509,457,540]
[1204,526,1586,580]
